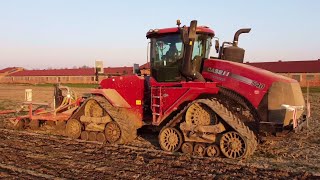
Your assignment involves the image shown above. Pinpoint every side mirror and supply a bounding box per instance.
[215,39,219,53]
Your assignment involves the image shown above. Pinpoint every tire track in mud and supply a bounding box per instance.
[0,163,62,180]
[0,128,314,179]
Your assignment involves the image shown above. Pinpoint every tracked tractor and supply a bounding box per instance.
[65,20,306,159]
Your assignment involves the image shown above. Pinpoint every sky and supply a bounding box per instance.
[0,0,319,69]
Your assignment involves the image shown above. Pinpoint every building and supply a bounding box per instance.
[0,67,24,77]
[247,60,320,87]
[0,60,319,87]
[139,62,150,75]
[0,66,134,84]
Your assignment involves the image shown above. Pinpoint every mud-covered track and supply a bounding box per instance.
[0,128,314,179]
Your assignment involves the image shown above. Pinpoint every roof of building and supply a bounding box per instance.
[105,67,133,75]
[0,67,21,74]
[246,60,320,73]
[10,67,134,77]
[4,59,320,77]
[139,62,150,69]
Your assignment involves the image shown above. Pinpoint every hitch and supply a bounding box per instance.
[281,104,307,132]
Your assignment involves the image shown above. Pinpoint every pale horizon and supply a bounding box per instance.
[1,1,319,69]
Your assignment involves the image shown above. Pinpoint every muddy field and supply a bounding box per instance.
[0,84,319,179]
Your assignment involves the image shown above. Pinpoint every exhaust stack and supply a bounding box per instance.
[233,28,251,46]
[221,28,251,63]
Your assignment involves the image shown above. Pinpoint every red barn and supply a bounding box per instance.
[247,60,320,87]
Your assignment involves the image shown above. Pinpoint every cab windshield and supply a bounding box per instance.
[150,33,212,82]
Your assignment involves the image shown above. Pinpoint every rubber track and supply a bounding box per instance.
[88,96,139,144]
[199,99,258,157]
[163,98,258,158]
[218,87,261,124]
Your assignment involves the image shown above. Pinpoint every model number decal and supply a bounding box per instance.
[251,81,265,89]
[206,67,265,90]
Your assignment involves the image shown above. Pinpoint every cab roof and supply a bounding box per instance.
[146,26,215,38]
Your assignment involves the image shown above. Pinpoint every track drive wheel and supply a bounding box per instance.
[105,121,121,143]
[194,143,206,156]
[206,144,220,157]
[159,127,183,152]
[84,99,104,117]
[181,142,193,154]
[220,131,247,159]
[185,102,218,126]
[66,119,82,139]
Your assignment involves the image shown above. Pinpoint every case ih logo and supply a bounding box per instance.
[206,67,230,76]
[206,67,265,90]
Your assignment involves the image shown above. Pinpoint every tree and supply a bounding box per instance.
[80,65,90,69]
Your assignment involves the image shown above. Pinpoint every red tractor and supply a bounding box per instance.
[65,20,306,159]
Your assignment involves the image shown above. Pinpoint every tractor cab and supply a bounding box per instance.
[146,22,215,82]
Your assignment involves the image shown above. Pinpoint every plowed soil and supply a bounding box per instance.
[0,84,319,179]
